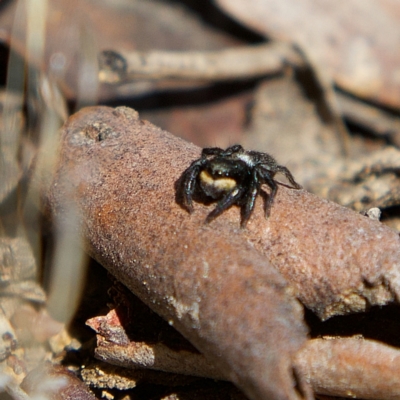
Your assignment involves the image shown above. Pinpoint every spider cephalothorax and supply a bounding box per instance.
[179,144,301,228]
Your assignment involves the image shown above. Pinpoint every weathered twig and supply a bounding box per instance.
[336,91,400,145]
[81,361,201,390]
[98,42,400,151]
[98,42,304,83]
[47,105,400,398]
[244,182,400,320]
[87,306,400,399]
[86,309,225,380]
[98,44,352,153]
[295,338,400,399]
[46,106,311,400]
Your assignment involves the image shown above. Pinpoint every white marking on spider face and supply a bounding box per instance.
[237,153,255,167]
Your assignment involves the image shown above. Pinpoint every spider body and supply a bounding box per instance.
[179,144,301,228]
[199,157,249,198]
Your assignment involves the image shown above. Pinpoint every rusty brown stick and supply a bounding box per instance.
[295,338,400,399]
[88,309,400,400]
[88,308,400,399]
[46,105,400,398]
[86,309,226,380]
[47,105,400,397]
[245,183,400,320]
[47,106,311,400]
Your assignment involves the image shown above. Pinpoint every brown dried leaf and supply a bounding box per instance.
[243,77,343,186]
[215,0,400,109]
[323,146,400,211]
[0,237,37,284]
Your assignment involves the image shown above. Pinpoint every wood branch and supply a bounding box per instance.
[87,307,400,399]
[98,42,304,83]
[295,338,400,399]
[86,309,225,380]
[99,44,400,149]
[81,361,201,390]
[46,105,400,398]
[46,106,311,400]
[336,91,400,145]
[81,361,247,399]
[97,43,346,142]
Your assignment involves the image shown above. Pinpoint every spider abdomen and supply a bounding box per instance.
[199,157,249,199]
[199,170,237,199]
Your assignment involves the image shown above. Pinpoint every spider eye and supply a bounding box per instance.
[211,168,224,177]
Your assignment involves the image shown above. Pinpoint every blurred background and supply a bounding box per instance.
[1,0,400,398]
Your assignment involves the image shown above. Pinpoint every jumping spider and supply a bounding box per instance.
[179,144,301,228]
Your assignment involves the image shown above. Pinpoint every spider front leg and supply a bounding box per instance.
[276,165,302,189]
[181,159,206,213]
[259,170,278,218]
[221,144,244,156]
[240,171,259,228]
[201,147,224,157]
[202,144,244,158]
[205,186,247,224]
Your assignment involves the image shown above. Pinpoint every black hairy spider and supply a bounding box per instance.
[179,144,301,228]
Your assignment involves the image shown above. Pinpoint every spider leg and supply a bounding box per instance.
[221,144,243,156]
[258,169,278,218]
[205,186,246,224]
[202,144,243,158]
[201,147,224,157]
[240,171,259,228]
[276,165,302,189]
[181,159,206,213]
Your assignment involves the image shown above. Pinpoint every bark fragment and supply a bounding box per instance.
[81,361,201,390]
[86,308,225,380]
